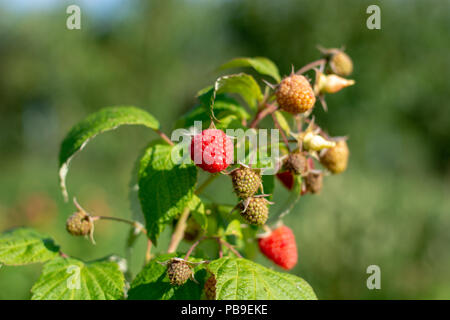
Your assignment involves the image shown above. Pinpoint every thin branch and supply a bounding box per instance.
[92,216,147,234]
[145,239,153,263]
[155,129,174,146]
[167,207,190,253]
[249,103,278,129]
[218,238,243,258]
[184,236,207,260]
[295,58,327,75]
[271,113,290,151]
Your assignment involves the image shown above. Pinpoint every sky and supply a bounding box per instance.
[0,0,127,15]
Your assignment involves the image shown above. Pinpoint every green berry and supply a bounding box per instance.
[231,166,261,198]
[239,197,269,225]
[167,258,192,286]
[66,211,92,236]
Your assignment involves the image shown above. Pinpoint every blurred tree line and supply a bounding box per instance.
[0,0,449,299]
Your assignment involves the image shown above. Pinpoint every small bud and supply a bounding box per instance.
[303,131,336,151]
[329,50,353,76]
[314,70,355,95]
[318,47,353,76]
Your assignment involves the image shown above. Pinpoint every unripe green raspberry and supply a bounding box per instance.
[304,172,323,194]
[231,166,261,199]
[239,197,269,225]
[204,274,216,300]
[283,152,308,175]
[276,74,316,114]
[66,211,92,236]
[320,140,349,174]
[167,258,192,286]
[329,50,353,77]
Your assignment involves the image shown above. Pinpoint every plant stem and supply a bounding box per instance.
[145,239,153,263]
[249,103,278,129]
[218,238,243,258]
[93,216,147,234]
[155,129,174,146]
[195,173,219,195]
[295,58,326,75]
[271,113,290,151]
[184,236,206,260]
[167,207,190,253]
[184,236,243,259]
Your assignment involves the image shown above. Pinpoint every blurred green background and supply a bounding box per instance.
[0,0,449,299]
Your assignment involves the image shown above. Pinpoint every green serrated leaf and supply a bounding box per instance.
[31,257,125,300]
[207,257,316,300]
[224,220,243,239]
[138,142,197,244]
[59,106,160,201]
[214,73,264,110]
[127,254,206,300]
[0,228,60,266]
[218,57,281,82]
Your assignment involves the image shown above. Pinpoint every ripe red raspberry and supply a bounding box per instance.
[190,129,233,173]
[276,74,316,114]
[258,225,298,270]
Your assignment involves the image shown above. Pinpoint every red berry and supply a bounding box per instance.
[258,226,298,270]
[190,129,234,173]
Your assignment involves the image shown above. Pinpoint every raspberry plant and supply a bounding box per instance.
[0,48,354,300]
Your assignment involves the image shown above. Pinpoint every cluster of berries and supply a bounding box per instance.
[65,47,354,300]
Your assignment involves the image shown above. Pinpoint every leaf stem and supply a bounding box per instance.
[145,239,153,263]
[167,207,190,253]
[184,236,243,259]
[249,103,278,128]
[184,235,207,260]
[271,112,290,151]
[92,216,147,235]
[218,238,243,258]
[155,129,174,146]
